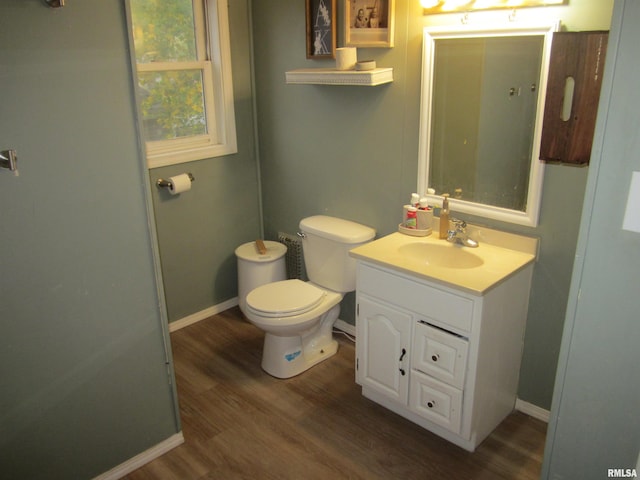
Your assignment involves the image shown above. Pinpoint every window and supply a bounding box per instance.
[128,0,237,168]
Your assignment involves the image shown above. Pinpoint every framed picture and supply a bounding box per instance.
[345,0,395,48]
[306,0,337,59]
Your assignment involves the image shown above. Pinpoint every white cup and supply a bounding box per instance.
[336,47,357,70]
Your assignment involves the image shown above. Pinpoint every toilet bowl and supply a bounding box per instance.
[245,279,343,378]
[243,215,376,378]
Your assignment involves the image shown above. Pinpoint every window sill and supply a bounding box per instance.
[147,142,237,169]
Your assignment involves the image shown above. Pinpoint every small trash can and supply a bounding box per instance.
[235,240,287,315]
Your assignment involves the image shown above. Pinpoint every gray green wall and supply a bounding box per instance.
[0,0,629,476]
[149,0,261,322]
[543,1,640,476]
[0,1,179,478]
[251,0,613,410]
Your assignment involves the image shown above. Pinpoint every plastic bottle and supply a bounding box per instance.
[405,207,418,229]
[439,194,450,239]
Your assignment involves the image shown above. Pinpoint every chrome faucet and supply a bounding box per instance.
[447,218,479,248]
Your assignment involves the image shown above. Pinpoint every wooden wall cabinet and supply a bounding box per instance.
[540,31,609,165]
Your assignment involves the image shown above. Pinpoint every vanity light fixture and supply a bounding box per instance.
[421,0,566,14]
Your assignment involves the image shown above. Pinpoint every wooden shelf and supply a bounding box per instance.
[285,67,393,86]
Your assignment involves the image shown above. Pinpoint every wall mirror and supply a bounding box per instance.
[418,20,558,226]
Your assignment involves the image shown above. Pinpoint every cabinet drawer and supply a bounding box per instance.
[409,370,463,434]
[357,263,474,333]
[412,322,468,389]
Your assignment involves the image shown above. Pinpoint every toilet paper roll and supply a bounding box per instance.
[336,47,357,71]
[168,173,192,195]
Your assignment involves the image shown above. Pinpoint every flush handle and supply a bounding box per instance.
[0,149,18,175]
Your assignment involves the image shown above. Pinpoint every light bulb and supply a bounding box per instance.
[420,0,440,8]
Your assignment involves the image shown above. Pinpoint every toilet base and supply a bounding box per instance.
[261,335,338,378]
[260,304,340,378]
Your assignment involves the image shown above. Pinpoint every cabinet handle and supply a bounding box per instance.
[399,348,407,375]
[431,353,440,362]
[427,400,436,409]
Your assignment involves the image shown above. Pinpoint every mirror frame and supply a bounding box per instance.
[418,20,559,227]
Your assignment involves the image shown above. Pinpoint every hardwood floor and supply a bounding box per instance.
[125,308,547,480]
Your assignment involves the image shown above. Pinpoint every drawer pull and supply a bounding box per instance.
[427,400,436,409]
[431,353,440,362]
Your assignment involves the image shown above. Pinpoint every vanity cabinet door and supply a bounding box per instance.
[540,31,608,165]
[356,296,412,405]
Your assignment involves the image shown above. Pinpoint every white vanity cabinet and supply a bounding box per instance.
[355,261,534,452]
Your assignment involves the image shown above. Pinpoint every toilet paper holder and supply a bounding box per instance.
[156,173,195,190]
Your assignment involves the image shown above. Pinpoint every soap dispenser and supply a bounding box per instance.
[439,194,450,239]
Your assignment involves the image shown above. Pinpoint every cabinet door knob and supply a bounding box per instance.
[399,348,406,362]
[431,353,440,362]
[427,400,436,409]
[399,368,406,376]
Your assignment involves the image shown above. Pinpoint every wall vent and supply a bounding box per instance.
[277,232,305,280]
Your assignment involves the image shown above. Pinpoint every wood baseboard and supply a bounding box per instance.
[515,399,550,423]
[169,298,239,332]
[169,301,355,338]
[93,432,184,480]
[334,319,356,336]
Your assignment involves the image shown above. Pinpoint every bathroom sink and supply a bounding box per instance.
[398,242,484,269]
[350,230,538,294]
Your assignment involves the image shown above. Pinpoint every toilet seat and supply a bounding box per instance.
[246,279,326,318]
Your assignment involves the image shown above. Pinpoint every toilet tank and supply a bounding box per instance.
[299,215,376,293]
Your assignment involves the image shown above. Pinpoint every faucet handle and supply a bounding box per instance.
[451,218,467,230]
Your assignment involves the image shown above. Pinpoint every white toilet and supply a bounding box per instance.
[244,215,375,378]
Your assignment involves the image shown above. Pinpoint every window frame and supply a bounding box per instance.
[127,0,237,168]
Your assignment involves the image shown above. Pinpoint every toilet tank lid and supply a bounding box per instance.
[299,215,376,244]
